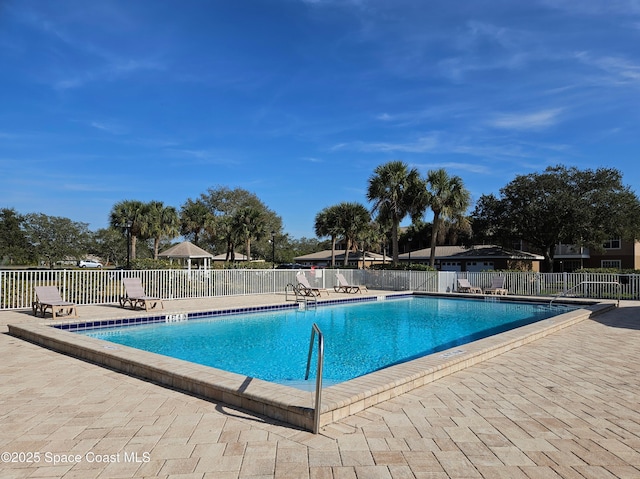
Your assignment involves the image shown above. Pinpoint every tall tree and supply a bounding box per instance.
[22,213,90,268]
[93,227,127,266]
[0,208,33,265]
[231,206,266,261]
[440,216,473,246]
[180,199,213,246]
[314,205,342,267]
[109,200,145,260]
[217,216,237,261]
[142,201,180,259]
[472,165,640,272]
[335,202,371,266]
[198,186,282,257]
[424,169,472,267]
[366,161,425,266]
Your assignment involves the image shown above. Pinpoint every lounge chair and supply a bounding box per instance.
[120,278,164,311]
[334,273,368,294]
[32,286,78,319]
[457,278,482,294]
[484,276,508,295]
[296,272,329,297]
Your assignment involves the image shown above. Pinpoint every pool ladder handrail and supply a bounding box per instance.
[285,283,318,309]
[305,323,324,434]
[549,280,621,307]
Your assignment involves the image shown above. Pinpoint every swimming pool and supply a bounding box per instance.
[9,293,609,431]
[79,296,575,387]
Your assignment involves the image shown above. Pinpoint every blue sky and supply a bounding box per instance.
[1,0,639,239]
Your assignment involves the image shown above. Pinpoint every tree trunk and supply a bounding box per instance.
[429,212,441,267]
[330,236,336,267]
[343,238,351,266]
[227,241,235,262]
[543,245,555,273]
[131,235,137,260]
[391,220,399,266]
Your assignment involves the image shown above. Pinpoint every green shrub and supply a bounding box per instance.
[575,268,640,274]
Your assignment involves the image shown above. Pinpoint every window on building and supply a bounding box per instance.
[603,239,621,249]
[601,260,621,269]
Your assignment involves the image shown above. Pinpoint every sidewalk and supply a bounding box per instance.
[1,297,639,478]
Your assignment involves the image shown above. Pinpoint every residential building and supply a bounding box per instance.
[399,245,544,272]
[554,239,640,271]
[294,250,390,269]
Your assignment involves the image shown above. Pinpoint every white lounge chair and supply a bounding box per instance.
[32,286,78,319]
[120,278,164,311]
[457,278,482,294]
[296,272,329,297]
[334,273,368,294]
[484,276,508,295]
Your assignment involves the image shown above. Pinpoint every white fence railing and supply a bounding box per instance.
[1,269,638,310]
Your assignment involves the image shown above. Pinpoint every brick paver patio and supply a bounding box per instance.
[1,296,639,478]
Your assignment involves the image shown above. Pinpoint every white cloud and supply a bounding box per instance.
[89,121,127,135]
[332,134,440,153]
[538,0,640,16]
[575,52,640,83]
[488,108,564,131]
[54,59,164,91]
[165,148,239,166]
[412,161,491,175]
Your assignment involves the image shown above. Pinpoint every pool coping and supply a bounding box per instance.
[7,293,616,433]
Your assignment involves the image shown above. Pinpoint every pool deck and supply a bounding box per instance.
[2,293,640,478]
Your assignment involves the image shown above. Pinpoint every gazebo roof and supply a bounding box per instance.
[158,241,213,259]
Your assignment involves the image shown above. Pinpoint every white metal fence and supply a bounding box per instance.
[1,268,638,310]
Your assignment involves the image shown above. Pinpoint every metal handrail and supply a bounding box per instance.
[550,281,621,307]
[285,283,318,309]
[305,323,324,434]
[285,283,298,302]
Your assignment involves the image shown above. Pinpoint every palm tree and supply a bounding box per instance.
[425,169,471,267]
[314,205,342,267]
[143,201,180,259]
[109,200,145,260]
[335,202,371,266]
[231,206,266,261]
[217,216,236,262]
[366,161,425,266]
[180,199,212,246]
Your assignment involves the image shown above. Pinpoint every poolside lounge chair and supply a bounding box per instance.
[296,272,329,297]
[32,286,78,319]
[457,278,482,294]
[484,276,508,295]
[120,278,164,311]
[334,273,368,294]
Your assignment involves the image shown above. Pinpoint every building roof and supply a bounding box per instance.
[295,250,390,262]
[399,245,544,261]
[211,252,248,261]
[158,241,213,259]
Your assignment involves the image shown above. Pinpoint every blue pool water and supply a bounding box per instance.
[81,297,574,386]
